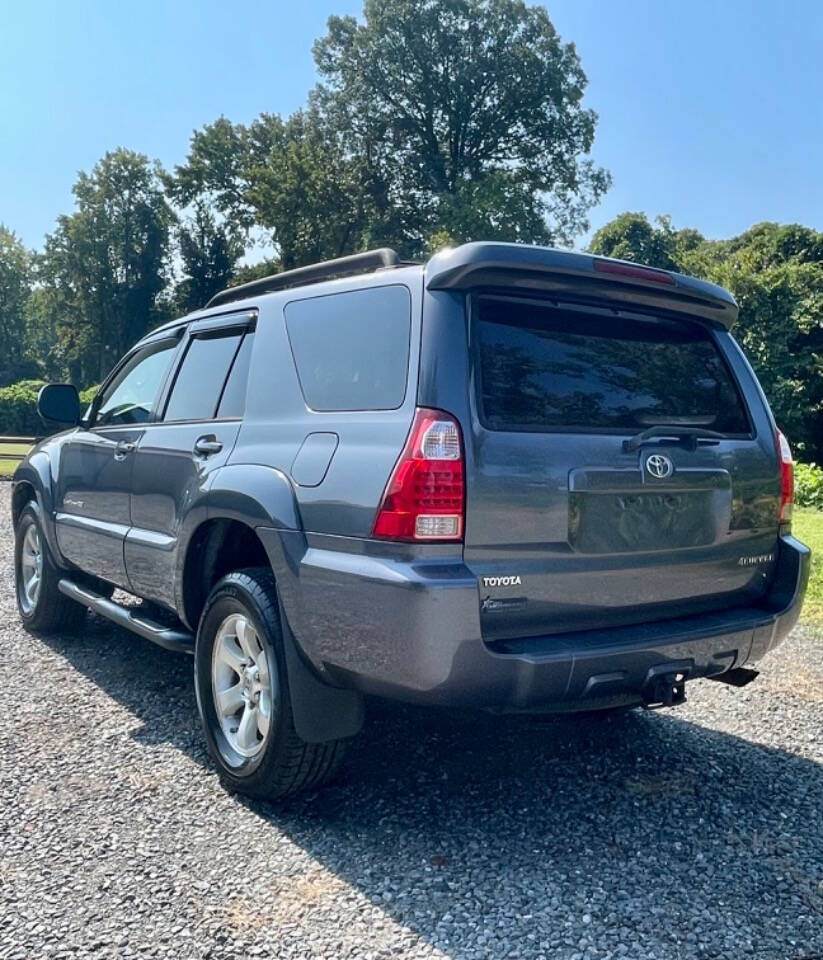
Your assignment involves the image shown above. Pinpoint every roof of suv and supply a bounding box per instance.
[147,242,738,342]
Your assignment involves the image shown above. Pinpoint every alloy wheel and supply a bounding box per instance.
[211,613,275,760]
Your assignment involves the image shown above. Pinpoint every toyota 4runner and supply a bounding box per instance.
[12,243,810,799]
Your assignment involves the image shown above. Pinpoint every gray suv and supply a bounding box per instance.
[12,242,810,799]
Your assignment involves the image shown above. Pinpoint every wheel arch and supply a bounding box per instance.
[176,464,303,631]
[11,455,63,564]
[180,517,269,631]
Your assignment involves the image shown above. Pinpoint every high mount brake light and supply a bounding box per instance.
[593,259,676,285]
[373,408,465,542]
[777,429,794,526]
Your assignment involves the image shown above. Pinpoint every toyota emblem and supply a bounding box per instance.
[645,453,674,479]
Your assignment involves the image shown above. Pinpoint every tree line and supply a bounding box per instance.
[0,0,821,457]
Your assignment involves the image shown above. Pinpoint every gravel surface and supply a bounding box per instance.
[1,482,822,960]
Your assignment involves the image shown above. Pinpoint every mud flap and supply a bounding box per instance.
[280,611,365,744]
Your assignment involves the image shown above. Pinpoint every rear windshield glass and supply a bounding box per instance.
[475,297,750,434]
[285,285,411,411]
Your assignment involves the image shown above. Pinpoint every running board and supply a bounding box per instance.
[58,579,195,654]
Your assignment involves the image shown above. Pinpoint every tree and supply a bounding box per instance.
[39,149,174,383]
[170,0,610,265]
[0,226,34,384]
[313,0,610,252]
[175,203,244,312]
[588,212,703,271]
[703,225,823,457]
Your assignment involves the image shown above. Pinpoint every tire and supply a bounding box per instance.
[14,501,85,634]
[194,568,348,800]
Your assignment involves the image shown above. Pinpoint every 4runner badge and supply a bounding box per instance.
[482,575,522,587]
[738,553,775,566]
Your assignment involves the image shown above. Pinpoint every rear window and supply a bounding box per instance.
[285,285,411,411]
[475,297,750,434]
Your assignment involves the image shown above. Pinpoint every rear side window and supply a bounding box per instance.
[217,333,254,419]
[475,297,750,434]
[164,332,242,422]
[285,285,411,411]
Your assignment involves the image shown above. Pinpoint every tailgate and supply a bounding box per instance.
[463,294,781,643]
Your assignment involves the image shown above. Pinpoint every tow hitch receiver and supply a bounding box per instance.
[642,670,688,709]
[708,667,760,688]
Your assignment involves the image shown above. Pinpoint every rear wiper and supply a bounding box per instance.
[623,424,728,453]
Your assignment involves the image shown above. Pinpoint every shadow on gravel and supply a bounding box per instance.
[44,613,823,957]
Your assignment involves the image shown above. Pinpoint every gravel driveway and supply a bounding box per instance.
[1,483,822,960]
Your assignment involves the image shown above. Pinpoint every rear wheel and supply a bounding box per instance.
[14,502,85,634]
[194,568,347,800]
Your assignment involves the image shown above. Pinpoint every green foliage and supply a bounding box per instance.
[795,462,823,510]
[792,507,823,624]
[589,212,703,270]
[0,379,46,435]
[0,225,35,385]
[314,0,610,251]
[38,149,174,386]
[0,379,99,437]
[79,384,99,406]
[176,203,244,311]
[170,0,610,265]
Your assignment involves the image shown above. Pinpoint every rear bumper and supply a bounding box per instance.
[259,529,810,712]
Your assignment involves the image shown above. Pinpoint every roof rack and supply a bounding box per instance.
[206,248,402,308]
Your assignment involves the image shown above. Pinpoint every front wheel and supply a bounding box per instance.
[14,501,85,634]
[194,568,347,800]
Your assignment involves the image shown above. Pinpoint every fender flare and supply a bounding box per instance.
[180,464,364,744]
[11,454,64,566]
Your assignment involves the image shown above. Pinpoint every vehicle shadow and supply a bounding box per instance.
[43,613,823,958]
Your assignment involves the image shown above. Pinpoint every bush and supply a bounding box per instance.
[0,380,47,436]
[0,380,100,437]
[795,461,823,510]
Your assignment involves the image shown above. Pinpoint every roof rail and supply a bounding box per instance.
[206,248,402,308]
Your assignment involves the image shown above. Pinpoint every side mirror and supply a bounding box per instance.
[37,384,81,427]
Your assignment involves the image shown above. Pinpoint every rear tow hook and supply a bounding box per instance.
[642,671,688,709]
[707,667,760,688]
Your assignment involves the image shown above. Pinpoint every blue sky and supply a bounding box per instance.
[2,0,821,251]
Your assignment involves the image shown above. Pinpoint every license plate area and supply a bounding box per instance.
[568,467,731,554]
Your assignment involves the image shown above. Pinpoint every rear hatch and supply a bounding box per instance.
[463,293,781,643]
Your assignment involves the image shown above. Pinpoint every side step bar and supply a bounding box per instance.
[58,579,195,654]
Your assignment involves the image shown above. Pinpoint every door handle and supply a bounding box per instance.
[114,440,136,460]
[194,435,223,457]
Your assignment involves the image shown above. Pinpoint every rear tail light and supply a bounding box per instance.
[373,408,465,541]
[777,429,794,525]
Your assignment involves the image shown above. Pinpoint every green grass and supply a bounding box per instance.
[793,507,823,624]
[0,442,33,456]
[0,441,32,479]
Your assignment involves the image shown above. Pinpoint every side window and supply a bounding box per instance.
[95,340,178,427]
[285,285,411,411]
[164,332,242,422]
[216,333,254,419]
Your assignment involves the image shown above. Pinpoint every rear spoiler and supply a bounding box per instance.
[425,242,738,329]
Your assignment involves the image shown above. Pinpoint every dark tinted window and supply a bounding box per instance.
[285,286,411,411]
[216,333,254,419]
[164,332,242,422]
[476,297,750,434]
[96,340,177,427]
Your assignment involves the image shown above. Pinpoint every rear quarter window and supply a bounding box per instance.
[475,296,750,435]
[285,285,411,411]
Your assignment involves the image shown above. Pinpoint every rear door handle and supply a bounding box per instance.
[194,435,223,457]
[114,440,136,460]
